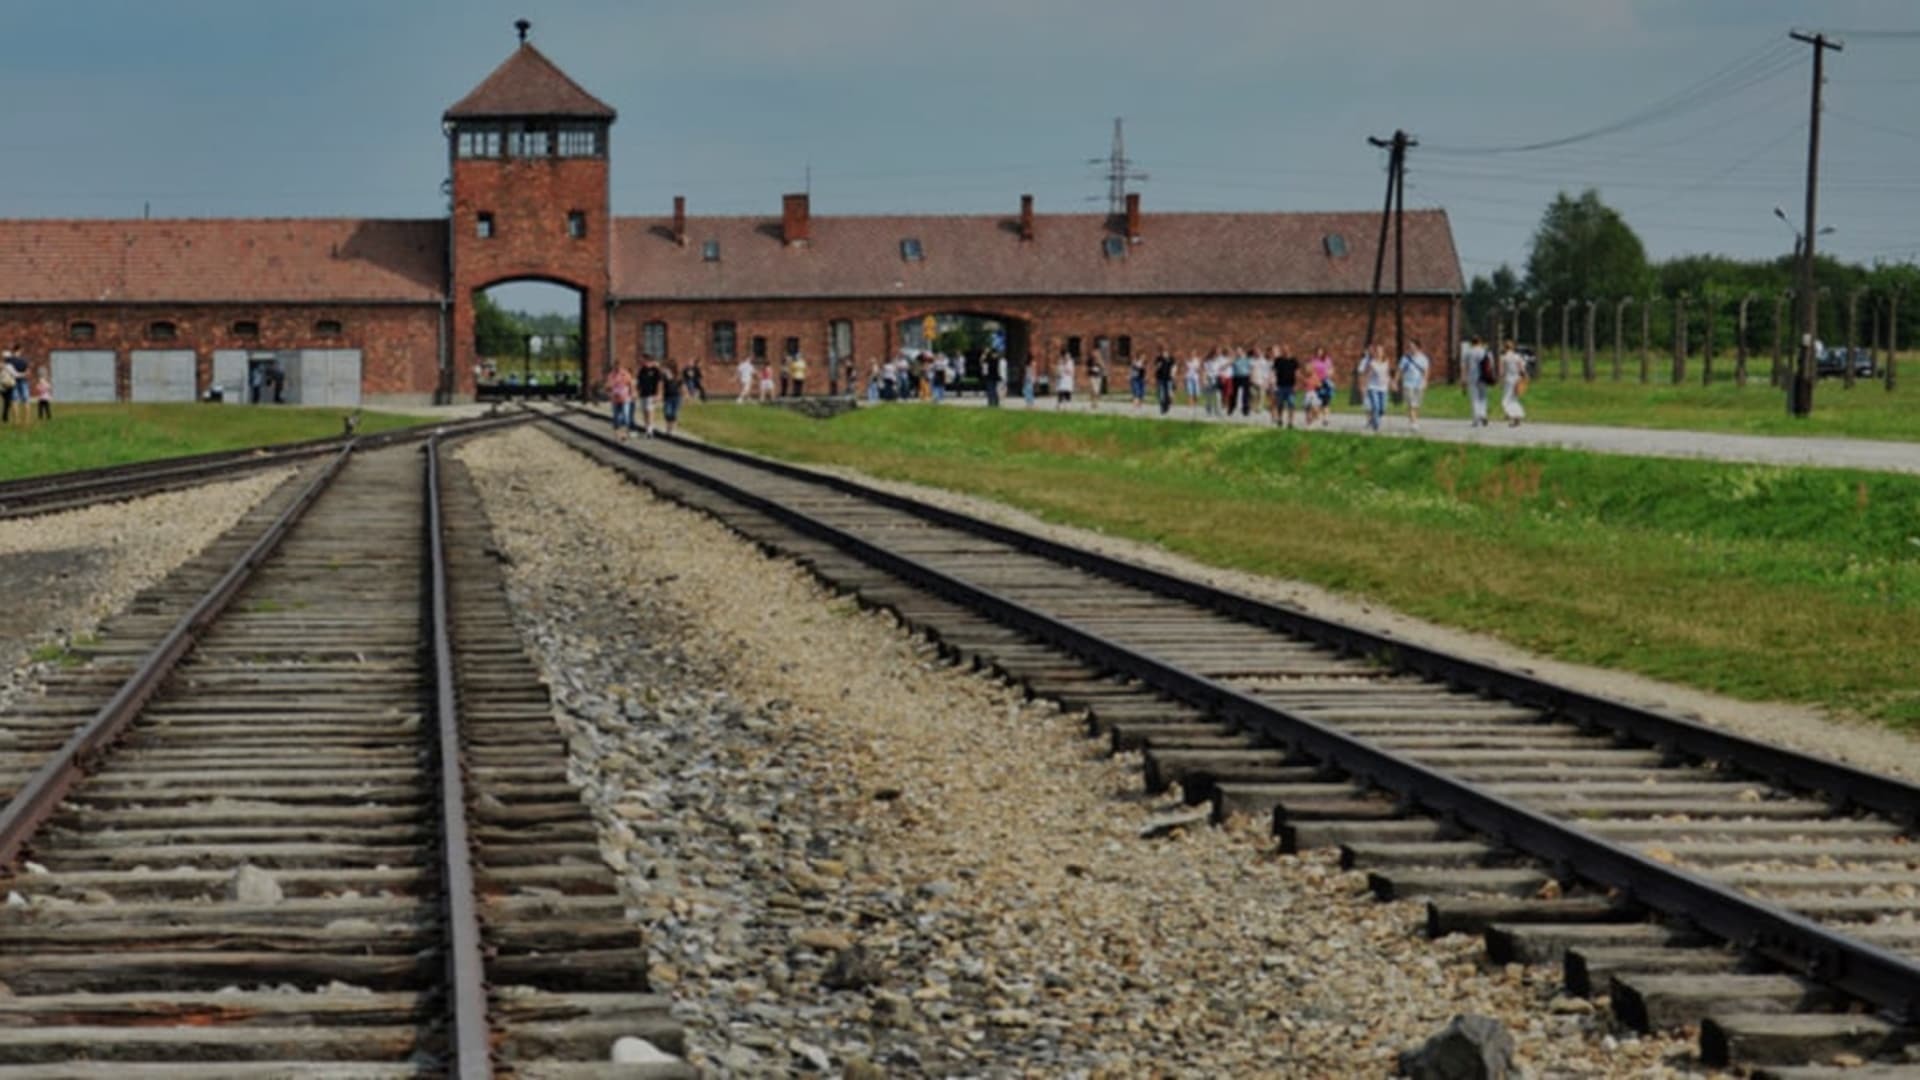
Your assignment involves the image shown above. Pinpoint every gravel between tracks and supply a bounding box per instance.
[0,470,292,699]
[461,427,1698,1079]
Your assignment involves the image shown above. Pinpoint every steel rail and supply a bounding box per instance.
[562,406,1920,827]
[0,443,358,868]
[546,410,1920,1023]
[425,437,494,1079]
[0,411,532,518]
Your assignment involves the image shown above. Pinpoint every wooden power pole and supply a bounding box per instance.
[1790,29,1842,417]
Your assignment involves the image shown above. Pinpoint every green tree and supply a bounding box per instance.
[1525,190,1651,302]
[1463,263,1522,338]
[472,291,526,358]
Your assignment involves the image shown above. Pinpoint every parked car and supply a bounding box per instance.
[1816,346,1876,378]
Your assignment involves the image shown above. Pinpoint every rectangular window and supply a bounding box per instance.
[567,211,586,239]
[784,336,801,359]
[1094,336,1110,361]
[751,335,767,360]
[68,321,96,342]
[457,126,502,158]
[900,238,924,261]
[1116,335,1132,359]
[641,321,667,359]
[557,126,600,157]
[477,212,495,239]
[702,239,721,262]
[314,319,343,337]
[232,320,260,339]
[1066,336,1082,359]
[508,126,550,157]
[829,319,852,361]
[147,321,177,342]
[711,321,737,360]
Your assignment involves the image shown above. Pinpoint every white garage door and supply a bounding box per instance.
[48,350,117,403]
[210,350,249,404]
[286,349,362,407]
[130,350,197,402]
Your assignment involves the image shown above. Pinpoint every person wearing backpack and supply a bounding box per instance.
[0,347,19,424]
[1462,335,1492,427]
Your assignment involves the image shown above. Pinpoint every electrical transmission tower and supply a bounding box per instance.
[1090,117,1149,218]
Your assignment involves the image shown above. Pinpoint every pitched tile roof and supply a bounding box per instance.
[445,44,617,121]
[612,209,1462,301]
[0,219,447,304]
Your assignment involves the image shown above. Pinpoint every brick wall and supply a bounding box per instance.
[0,304,441,400]
[611,294,1457,397]
[451,153,610,397]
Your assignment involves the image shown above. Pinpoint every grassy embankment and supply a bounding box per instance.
[1414,357,1917,441]
[0,404,435,482]
[682,404,1920,727]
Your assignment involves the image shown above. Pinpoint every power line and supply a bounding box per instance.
[1424,39,1800,156]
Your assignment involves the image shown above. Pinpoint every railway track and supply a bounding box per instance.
[0,411,526,521]
[543,406,1920,1077]
[0,435,688,1077]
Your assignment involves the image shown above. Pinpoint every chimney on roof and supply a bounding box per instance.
[1125,192,1141,242]
[1019,194,1035,242]
[672,196,687,246]
[782,193,810,247]
[515,18,531,44]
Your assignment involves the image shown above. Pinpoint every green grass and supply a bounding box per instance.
[1417,354,1918,441]
[682,404,1920,728]
[0,404,437,482]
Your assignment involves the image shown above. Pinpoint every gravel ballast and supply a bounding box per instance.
[459,427,1698,1078]
[0,470,292,695]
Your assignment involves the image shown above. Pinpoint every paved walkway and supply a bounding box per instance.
[916,393,1920,475]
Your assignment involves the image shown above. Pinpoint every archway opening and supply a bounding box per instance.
[473,280,586,399]
[896,312,1029,390]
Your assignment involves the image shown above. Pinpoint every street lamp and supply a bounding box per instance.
[1773,207,1834,261]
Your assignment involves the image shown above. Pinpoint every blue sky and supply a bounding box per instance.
[7,0,1920,313]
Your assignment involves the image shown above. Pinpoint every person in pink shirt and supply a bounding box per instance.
[31,369,51,421]
[605,364,635,440]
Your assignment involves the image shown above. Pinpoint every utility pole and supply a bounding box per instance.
[1361,130,1416,402]
[1790,29,1842,417]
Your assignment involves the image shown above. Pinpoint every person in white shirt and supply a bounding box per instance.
[735,357,755,404]
[1500,340,1528,426]
[1461,336,1491,427]
[1396,339,1431,430]
[1054,350,1076,409]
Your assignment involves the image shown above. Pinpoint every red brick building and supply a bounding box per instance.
[0,35,1462,406]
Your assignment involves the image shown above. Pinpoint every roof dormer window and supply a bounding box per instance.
[1103,236,1127,259]
[900,238,924,262]
[1324,233,1349,257]
[702,240,720,262]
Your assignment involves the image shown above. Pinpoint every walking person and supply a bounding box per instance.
[1396,338,1430,431]
[661,361,685,436]
[606,362,636,440]
[1308,347,1336,429]
[1153,345,1176,416]
[789,352,808,397]
[1054,349,1075,410]
[1499,338,1529,427]
[1086,352,1104,410]
[31,369,50,421]
[1202,348,1224,417]
[635,356,663,436]
[0,348,16,425]
[1128,353,1147,410]
[1271,344,1300,429]
[1022,356,1037,407]
[735,357,755,404]
[1183,352,1202,415]
[756,361,776,402]
[683,360,706,402]
[1360,344,1391,432]
[1229,347,1253,416]
[1462,335,1492,427]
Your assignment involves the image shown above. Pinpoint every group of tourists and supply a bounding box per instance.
[0,346,50,424]
[604,356,687,439]
[735,354,811,402]
[864,352,1002,404]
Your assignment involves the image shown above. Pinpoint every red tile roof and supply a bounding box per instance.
[445,44,617,121]
[611,209,1462,301]
[0,219,446,304]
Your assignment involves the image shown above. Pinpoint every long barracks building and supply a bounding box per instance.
[0,34,1464,406]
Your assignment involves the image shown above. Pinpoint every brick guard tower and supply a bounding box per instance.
[445,22,615,397]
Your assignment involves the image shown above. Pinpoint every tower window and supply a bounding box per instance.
[68,321,96,341]
[702,239,721,262]
[231,320,260,339]
[711,321,737,360]
[457,126,502,158]
[567,211,587,239]
[314,319,343,337]
[557,126,600,157]
[508,127,550,157]
[147,321,177,342]
[641,321,667,359]
[477,212,495,239]
[900,238,924,262]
